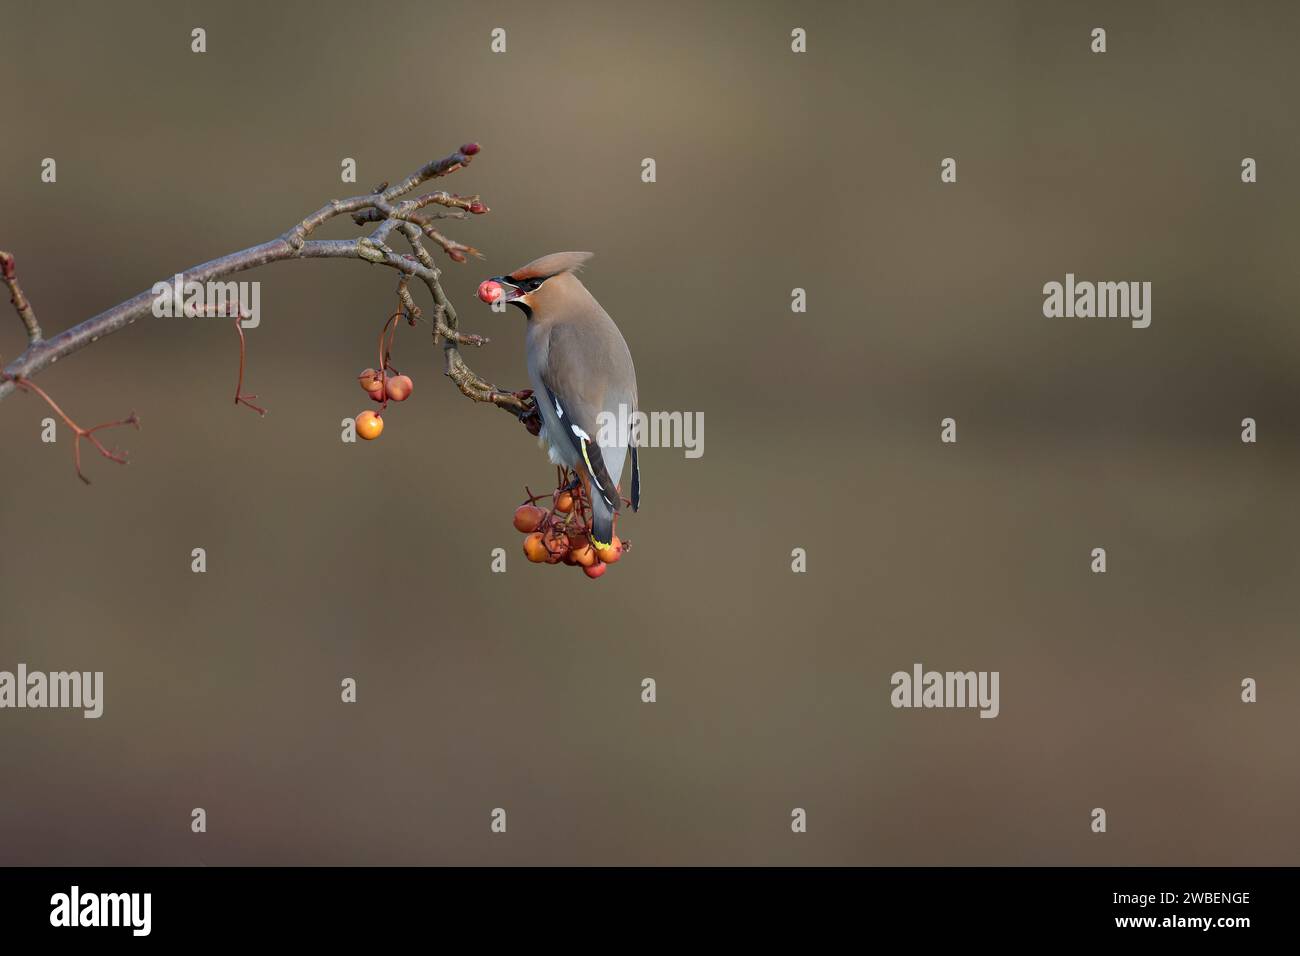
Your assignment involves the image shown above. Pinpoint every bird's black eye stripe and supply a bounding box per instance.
[506,275,551,292]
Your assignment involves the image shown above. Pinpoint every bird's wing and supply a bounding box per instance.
[542,383,620,513]
[539,320,635,514]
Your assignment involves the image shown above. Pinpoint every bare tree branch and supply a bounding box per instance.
[0,143,538,435]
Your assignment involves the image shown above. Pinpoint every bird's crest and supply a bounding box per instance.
[508,251,593,282]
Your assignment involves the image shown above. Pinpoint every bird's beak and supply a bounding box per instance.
[478,276,525,305]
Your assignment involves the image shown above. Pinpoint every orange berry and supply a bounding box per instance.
[359,368,384,394]
[583,562,607,579]
[355,411,384,440]
[555,491,574,513]
[513,505,546,533]
[522,532,548,563]
[594,535,622,564]
[385,374,413,402]
[570,543,598,568]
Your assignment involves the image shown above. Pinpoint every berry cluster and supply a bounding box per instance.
[514,473,627,579]
[353,309,415,441]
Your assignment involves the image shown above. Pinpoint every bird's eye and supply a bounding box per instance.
[504,275,547,293]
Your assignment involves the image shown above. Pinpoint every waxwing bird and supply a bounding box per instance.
[477,252,639,548]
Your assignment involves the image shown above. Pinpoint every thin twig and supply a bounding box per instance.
[0,250,42,346]
[231,316,265,415]
[12,376,138,484]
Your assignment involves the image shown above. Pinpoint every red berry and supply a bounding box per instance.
[594,536,623,564]
[478,280,504,304]
[385,374,413,402]
[583,562,607,579]
[543,528,570,564]
[513,505,546,533]
[461,142,481,156]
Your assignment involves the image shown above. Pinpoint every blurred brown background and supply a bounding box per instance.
[2,0,1298,865]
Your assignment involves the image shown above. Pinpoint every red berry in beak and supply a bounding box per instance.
[478,280,504,304]
[461,142,481,156]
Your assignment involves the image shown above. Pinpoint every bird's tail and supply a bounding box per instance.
[590,496,616,550]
